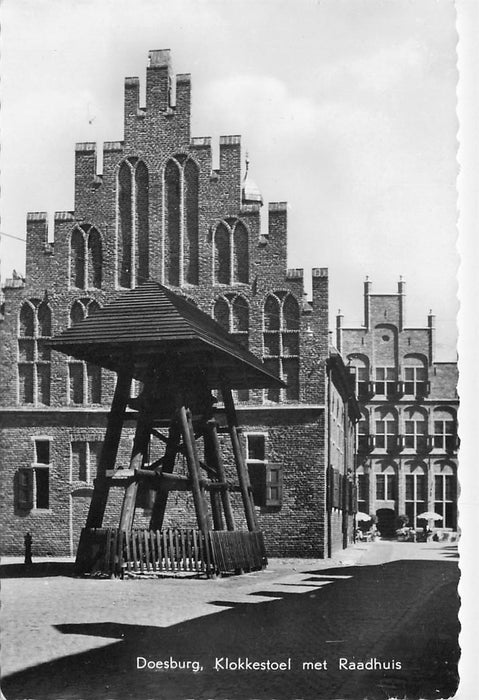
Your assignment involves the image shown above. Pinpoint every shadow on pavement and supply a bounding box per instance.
[0,561,75,579]
[2,558,459,700]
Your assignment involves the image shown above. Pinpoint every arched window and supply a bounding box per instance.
[70,225,103,290]
[18,299,52,405]
[213,297,230,331]
[68,299,102,405]
[213,294,249,348]
[213,218,249,285]
[136,160,149,285]
[233,221,248,283]
[213,295,250,402]
[117,158,150,288]
[19,302,34,337]
[71,228,85,289]
[263,292,300,402]
[87,228,102,289]
[184,158,199,285]
[214,223,230,285]
[163,155,199,286]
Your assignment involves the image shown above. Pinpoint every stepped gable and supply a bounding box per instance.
[50,280,285,390]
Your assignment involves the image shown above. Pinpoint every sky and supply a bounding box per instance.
[0,0,459,359]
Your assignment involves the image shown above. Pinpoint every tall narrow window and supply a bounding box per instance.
[375,412,397,451]
[118,158,149,288]
[71,228,85,288]
[136,161,149,284]
[245,433,282,507]
[376,468,396,500]
[70,225,103,290]
[16,438,53,511]
[18,300,52,405]
[357,414,369,451]
[356,469,368,512]
[434,412,456,452]
[214,223,230,285]
[434,464,456,528]
[184,158,199,284]
[213,218,249,285]
[405,466,426,527]
[16,466,49,510]
[118,160,133,287]
[71,440,103,484]
[164,155,199,286]
[87,228,102,289]
[263,292,300,402]
[404,411,427,452]
[233,221,248,283]
[68,299,102,405]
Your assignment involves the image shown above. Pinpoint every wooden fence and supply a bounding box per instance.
[75,527,267,578]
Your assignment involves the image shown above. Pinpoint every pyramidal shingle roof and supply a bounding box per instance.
[50,280,284,390]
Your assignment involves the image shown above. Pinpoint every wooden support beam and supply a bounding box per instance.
[134,467,163,478]
[85,372,132,528]
[222,384,258,532]
[204,419,235,531]
[178,406,210,535]
[119,401,153,532]
[204,424,224,531]
[149,422,181,530]
[150,428,168,444]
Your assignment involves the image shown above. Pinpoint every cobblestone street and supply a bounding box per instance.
[1,540,459,700]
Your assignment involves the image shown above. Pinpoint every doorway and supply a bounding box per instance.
[376,508,396,537]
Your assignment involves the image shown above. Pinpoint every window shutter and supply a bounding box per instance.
[352,482,358,513]
[265,463,283,507]
[17,468,34,510]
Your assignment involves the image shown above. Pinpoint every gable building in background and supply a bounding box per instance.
[337,279,459,537]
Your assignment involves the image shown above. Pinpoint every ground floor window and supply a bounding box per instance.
[71,440,103,483]
[404,469,426,527]
[17,466,49,510]
[245,433,282,507]
[434,467,456,528]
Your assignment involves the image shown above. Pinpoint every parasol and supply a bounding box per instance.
[356,512,372,522]
[417,512,443,521]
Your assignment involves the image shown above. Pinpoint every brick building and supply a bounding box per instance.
[336,279,459,537]
[0,49,359,559]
